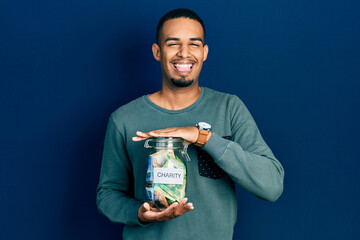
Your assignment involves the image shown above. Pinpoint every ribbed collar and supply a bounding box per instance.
[143,87,206,114]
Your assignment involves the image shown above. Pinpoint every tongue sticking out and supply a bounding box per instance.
[175,64,192,74]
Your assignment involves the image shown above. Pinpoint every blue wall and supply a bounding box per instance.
[1,0,359,239]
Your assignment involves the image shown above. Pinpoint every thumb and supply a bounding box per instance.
[142,202,151,212]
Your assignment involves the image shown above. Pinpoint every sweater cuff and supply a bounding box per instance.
[201,132,230,160]
[128,202,152,227]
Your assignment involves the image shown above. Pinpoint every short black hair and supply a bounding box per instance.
[156,8,206,45]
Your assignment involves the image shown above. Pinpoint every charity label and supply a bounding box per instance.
[153,167,184,185]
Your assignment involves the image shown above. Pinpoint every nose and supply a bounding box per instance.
[177,44,191,58]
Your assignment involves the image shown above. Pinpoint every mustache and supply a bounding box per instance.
[170,59,197,64]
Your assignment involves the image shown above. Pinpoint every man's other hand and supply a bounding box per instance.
[138,198,194,223]
[132,126,199,144]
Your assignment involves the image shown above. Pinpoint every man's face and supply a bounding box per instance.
[152,18,209,88]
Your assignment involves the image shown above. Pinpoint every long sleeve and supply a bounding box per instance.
[96,115,145,226]
[202,97,284,202]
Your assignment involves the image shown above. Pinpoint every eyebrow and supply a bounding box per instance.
[190,38,203,43]
[164,37,203,43]
[165,37,180,42]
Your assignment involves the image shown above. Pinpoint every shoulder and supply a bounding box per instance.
[203,87,245,107]
[109,95,148,126]
[202,87,251,123]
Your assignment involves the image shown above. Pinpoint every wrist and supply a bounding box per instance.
[194,122,212,147]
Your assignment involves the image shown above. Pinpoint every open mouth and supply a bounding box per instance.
[172,62,194,75]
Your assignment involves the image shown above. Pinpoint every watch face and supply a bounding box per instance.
[197,122,211,130]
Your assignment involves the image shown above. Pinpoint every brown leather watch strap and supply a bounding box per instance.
[195,130,209,147]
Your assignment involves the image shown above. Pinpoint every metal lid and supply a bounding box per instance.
[144,137,185,149]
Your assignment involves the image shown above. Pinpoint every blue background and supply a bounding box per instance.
[1,0,359,239]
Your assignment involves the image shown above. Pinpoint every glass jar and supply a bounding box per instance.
[144,137,190,210]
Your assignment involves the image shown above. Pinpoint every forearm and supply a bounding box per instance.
[97,115,147,226]
[96,184,144,225]
[202,132,284,202]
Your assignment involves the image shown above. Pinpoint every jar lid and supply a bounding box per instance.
[145,137,185,149]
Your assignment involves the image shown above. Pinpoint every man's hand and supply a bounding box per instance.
[132,126,199,144]
[138,198,194,223]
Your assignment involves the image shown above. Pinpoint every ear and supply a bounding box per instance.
[203,44,209,61]
[152,43,161,61]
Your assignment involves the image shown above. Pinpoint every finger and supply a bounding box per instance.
[132,136,148,141]
[179,197,189,206]
[185,202,194,211]
[136,131,152,137]
[142,202,151,212]
[138,202,153,223]
[175,198,194,214]
[157,202,179,221]
[132,131,154,141]
[171,199,187,217]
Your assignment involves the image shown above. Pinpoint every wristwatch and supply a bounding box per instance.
[195,122,212,147]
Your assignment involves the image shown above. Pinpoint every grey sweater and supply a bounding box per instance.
[96,87,284,240]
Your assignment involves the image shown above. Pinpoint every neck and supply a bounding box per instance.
[149,81,202,110]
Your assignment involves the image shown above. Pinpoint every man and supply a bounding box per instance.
[97,8,284,240]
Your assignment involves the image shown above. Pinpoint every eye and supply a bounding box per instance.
[190,43,200,47]
[168,43,179,46]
